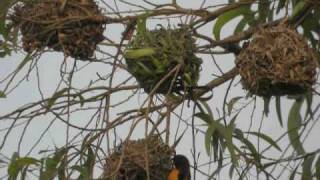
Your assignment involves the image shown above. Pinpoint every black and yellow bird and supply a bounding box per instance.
[167,155,191,180]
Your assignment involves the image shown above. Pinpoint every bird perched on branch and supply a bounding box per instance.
[167,154,191,180]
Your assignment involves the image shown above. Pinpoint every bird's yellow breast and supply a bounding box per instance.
[167,168,179,180]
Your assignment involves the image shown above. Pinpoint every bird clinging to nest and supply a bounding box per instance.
[167,154,191,180]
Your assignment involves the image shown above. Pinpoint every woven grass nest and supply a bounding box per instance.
[103,136,174,180]
[235,24,318,97]
[10,0,105,60]
[124,26,202,95]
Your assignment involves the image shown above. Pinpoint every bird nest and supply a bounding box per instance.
[103,136,174,180]
[10,0,106,60]
[235,24,318,97]
[124,26,202,95]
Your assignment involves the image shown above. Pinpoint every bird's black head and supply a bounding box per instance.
[173,154,190,180]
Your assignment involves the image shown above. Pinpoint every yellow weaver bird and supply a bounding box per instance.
[167,155,191,180]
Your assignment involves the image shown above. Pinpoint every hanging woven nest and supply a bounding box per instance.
[10,0,106,60]
[124,26,202,95]
[235,24,318,97]
[103,136,174,180]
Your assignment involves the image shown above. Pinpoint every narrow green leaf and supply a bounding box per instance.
[136,13,149,36]
[227,96,242,115]
[205,123,216,155]
[263,96,271,116]
[195,112,213,124]
[72,165,90,180]
[16,157,39,166]
[304,91,313,120]
[124,48,155,59]
[258,0,270,22]
[213,6,251,40]
[43,158,58,179]
[57,155,66,180]
[225,123,238,165]
[21,166,28,180]
[275,96,283,127]
[234,18,248,35]
[316,156,320,180]
[41,147,67,180]
[82,146,95,179]
[229,164,235,179]
[136,61,153,75]
[246,132,282,152]
[287,99,305,155]
[229,113,238,126]
[0,90,6,98]
[52,148,67,165]
[289,165,299,180]
[237,134,259,161]
[199,100,214,122]
[291,1,306,20]
[78,94,85,107]
[0,0,12,36]
[302,155,315,180]
[46,88,69,111]
[16,53,32,72]
[8,152,19,180]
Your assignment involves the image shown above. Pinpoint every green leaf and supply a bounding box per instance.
[275,96,283,127]
[40,147,67,180]
[15,157,39,166]
[302,155,315,180]
[205,123,216,155]
[72,165,90,180]
[198,100,214,122]
[229,164,235,179]
[316,156,320,180]
[82,146,95,179]
[304,89,313,121]
[287,99,305,155]
[0,90,6,98]
[245,132,282,152]
[124,48,156,59]
[235,133,259,161]
[290,1,306,20]
[136,61,153,75]
[136,13,149,36]
[234,18,248,35]
[227,96,242,115]
[213,6,251,40]
[8,152,19,180]
[258,0,270,22]
[7,156,39,180]
[289,165,299,180]
[57,156,66,180]
[46,88,69,111]
[263,96,271,116]
[195,112,213,124]
[0,0,12,36]
[225,122,238,165]
[16,54,32,72]
[78,94,85,107]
